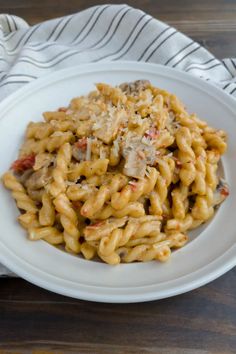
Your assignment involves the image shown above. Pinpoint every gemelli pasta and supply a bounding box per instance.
[2,80,229,265]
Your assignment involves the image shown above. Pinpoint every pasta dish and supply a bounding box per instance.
[2,80,229,264]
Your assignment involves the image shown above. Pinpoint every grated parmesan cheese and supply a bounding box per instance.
[113,138,120,157]
[65,181,77,186]
[141,136,152,146]
[99,147,106,159]
[86,137,91,161]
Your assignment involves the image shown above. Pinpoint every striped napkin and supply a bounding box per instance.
[0,4,235,276]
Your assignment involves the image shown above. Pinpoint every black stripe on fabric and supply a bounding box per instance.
[165,41,194,65]
[221,60,234,78]
[18,50,80,68]
[7,73,37,79]
[70,6,101,43]
[0,73,37,80]
[4,30,18,41]
[138,26,170,61]
[87,6,126,50]
[12,7,123,54]
[187,58,215,68]
[92,13,148,62]
[230,59,236,71]
[0,80,30,88]
[18,48,76,64]
[0,42,6,50]
[5,15,11,33]
[25,6,99,52]
[75,5,110,45]
[23,24,42,47]
[11,16,17,31]
[229,87,236,95]
[25,6,129,53]
[172,45,201,68]
[26,42,61,52]
[223,83,231,90]
[145,30,177,62]
[114,17,153,60]
[46,17,66,42]
[186,63,221,72]
[54,15,74,41]
[9,24,41,52]
[94,8,132,51]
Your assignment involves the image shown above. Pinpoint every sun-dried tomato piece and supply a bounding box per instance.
[75,138,87,151]
[11,154,35,173]
[72,201,82,209]
[58,107,67,112]
[144,127,159,139]
[220,187,229,197]
[85,221,105,229]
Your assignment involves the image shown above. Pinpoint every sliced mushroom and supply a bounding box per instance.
[119,80,151,95]
[25,167,52,190]
[213,178,229,207]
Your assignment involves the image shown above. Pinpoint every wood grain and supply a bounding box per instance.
[0,267,236,353]
[0,0,235,352]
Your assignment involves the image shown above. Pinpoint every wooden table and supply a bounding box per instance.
[0,0,235,353]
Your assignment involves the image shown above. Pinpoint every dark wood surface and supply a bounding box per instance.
[0,0,236,353]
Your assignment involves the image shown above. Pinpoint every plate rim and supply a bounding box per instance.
[0,60,235,303]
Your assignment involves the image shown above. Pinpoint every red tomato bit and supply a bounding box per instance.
[58,107,67,112]
[11,154,35,173]
[75,138,87,151]
[220,187,229,197]
[85,221,105,229]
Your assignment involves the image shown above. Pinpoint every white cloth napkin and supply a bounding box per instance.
[0,4,235,276]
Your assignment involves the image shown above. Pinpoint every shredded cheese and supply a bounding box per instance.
[86,137,91,161]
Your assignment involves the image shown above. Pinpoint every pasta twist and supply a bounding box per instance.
[171,183,189,220]
[66,184,97,201]
[68,159,109,181]
[28,226,64,245]
[92,202,145,220]
[149,172,167,216]
[84,217,128,241]
[203,132,227,154]
[111,167,158,210]
[26,122,53,140]
[166,231,188,248]
[80,242,96,260]
[98,217,160,257]
[205,162,218,191]
[176,127,195,162]
[39,192,55,226]
[19,132,73,156]
[191,195,214,221]
[165,214,193,232]
[81,174,128,217]
[2,172,37,213]
[150,157,175,216]
[43,111,67,122]
[18,212,40,229]
[49,142,72,197]
[53,193,80,253]
[115,241,171,264]
[125,233,166,247]
[192,148,207,195]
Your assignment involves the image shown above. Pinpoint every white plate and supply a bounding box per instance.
[0,61,235,303]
